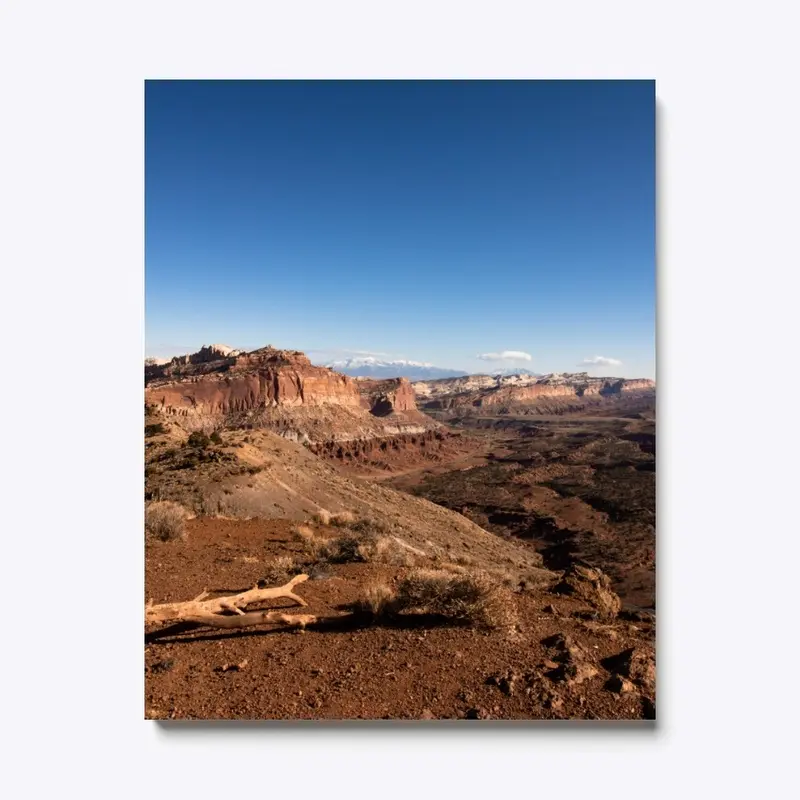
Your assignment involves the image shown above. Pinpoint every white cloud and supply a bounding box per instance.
[476,350,533,362]
[579,356,622,367]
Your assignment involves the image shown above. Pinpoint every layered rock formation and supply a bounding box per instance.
[414,372,655,412]
[414,372,541,401]
[355,377,418,415]
[146,347,360,414]
[145,345,439,445]
[306,428,452,463]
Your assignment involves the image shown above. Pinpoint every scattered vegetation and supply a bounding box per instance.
[259,555,301,586]
[145,422,166,438]
[354,569,517,630]
[210,431,223,445]
[518,568,556,592]
[319,530,390,563]
[311,509,332,526]
[145,501,189,542]
[292,524,323,557]
[353,582,397,618]
[310,509,370,527]
[187,431,211,448]
[329,510,357,527]
[294,515,417,566]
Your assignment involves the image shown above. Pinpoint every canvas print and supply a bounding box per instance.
[145,80,655,720]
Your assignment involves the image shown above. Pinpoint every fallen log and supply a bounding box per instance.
[184,610,318,630]
[146,574,309,624]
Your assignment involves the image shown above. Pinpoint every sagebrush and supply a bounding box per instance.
[357,568,517,630]
[145,501,189,542]
[260,555,300,585]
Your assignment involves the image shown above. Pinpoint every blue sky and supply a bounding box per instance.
[146,80,655,378]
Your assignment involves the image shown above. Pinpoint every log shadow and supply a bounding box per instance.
[145,606,480,645]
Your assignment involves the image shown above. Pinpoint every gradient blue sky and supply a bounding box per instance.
[146,80,655,378]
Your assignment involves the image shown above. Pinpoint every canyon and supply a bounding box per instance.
[144,343,656,720]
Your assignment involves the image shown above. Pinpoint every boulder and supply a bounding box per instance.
[601,647,656,691]
[553,564,622,618]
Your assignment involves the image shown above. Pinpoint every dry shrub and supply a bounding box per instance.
[260,555,299,586]
[349,516,391,534]
[329,510,357,527]
[312,509,390,533]
[519,568,557,592]
[352,583,397,618]
[393,569,517,630]
[311,509,332,526]
[292,525,324,559]
[320,531,387,563]
[146,501,189,542]
[292,524,317,543]
[297,520,414,566]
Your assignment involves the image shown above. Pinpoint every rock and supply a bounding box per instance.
[541,633,592,664]
[464,707,485,720]
[552,564,622,618]
[544,692,564,710]
[541,632,571,649]
[605,675,637,694]
[148,659,174,674]
[550,662,599,686]
[420,708,435,720]
[487,670,517,696]
[601,647,655,690]
[215,659,248,673]
[541,632,598,686]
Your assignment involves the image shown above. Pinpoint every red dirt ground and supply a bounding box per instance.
[145,518,655,720]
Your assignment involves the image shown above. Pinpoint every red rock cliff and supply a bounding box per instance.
[145,346,363,417]
[355,378,418,415]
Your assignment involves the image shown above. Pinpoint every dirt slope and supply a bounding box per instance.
[145,425,545,578]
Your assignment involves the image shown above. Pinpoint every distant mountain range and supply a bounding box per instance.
[323,357,469,381]
[146,348,541,382]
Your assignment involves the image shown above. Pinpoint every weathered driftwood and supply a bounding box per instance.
[146,574,309,625]
[184,610,318,630]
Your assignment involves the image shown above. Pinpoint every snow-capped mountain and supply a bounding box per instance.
[325,356,468,381]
